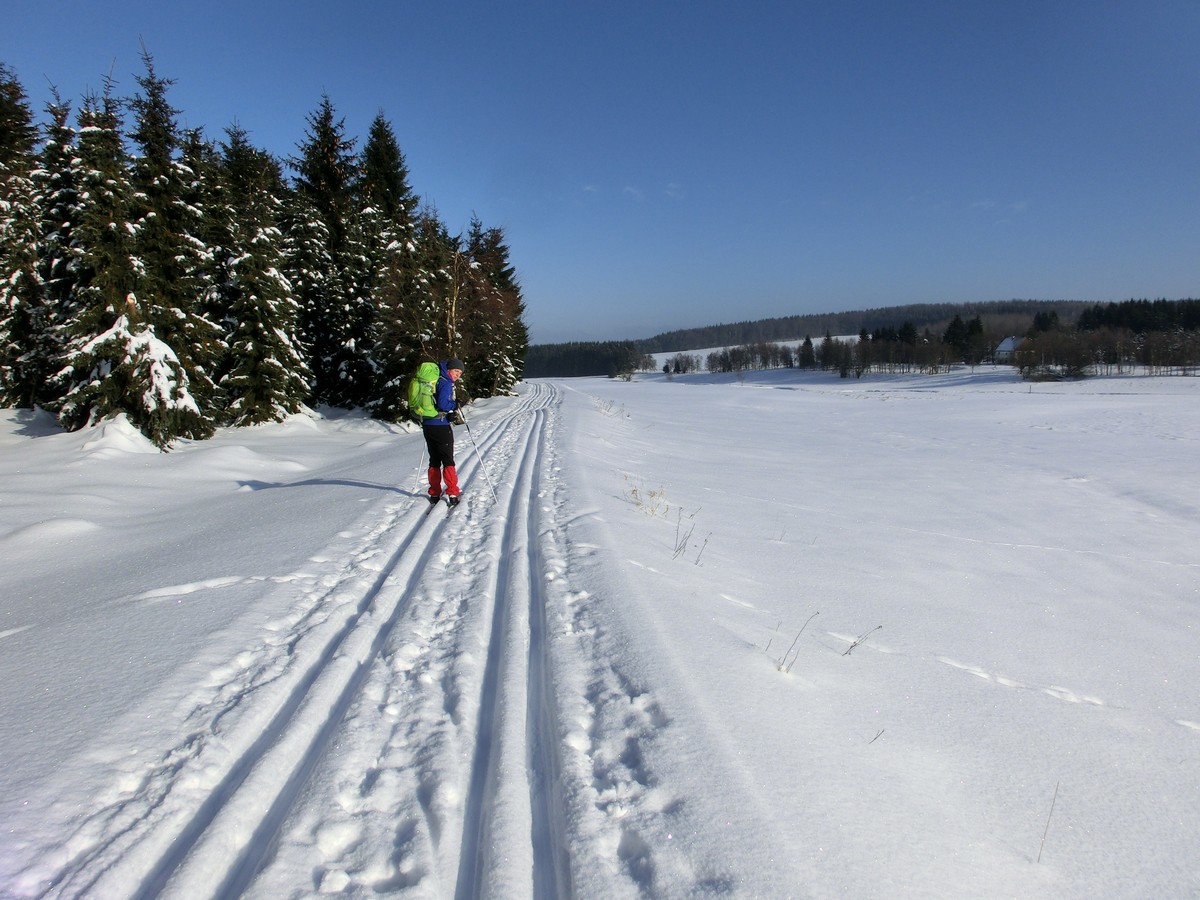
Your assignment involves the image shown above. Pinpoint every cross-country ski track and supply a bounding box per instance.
[17,380,750,899]
[19,381,541,898]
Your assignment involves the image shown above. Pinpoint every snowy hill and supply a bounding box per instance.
[1,369,1198,897]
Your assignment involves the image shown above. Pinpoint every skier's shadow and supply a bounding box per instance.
[238,478,418,497]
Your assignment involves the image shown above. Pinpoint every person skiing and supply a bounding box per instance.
[412,358,465,506]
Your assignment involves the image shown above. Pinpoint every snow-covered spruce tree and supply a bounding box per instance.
[280,187,331,395]
[123,50,221,437]
[457,216,527,397]
[415,206,459,352]
[177,127,229,408]
[288,95,377,409]
[53,88,140,422]
[358,112,418,236]
[214,125,311,424]
[55,82,206,448]
[366,203,453,420]
[177,127,224,320]
[31,93,81,408]
[0,63,52,408]
[356,112,422,420]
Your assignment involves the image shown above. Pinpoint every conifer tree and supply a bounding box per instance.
[216,125,310,423]
[943,314,969,360]
[56,82,205,447]
[407,204,459,358]
[280,188,332,398]
[459,216,526,396]
[0,64,37,163]
[0,63,51,408]
[819,332,836,370]
[798,335,816,369]
[358,113,421,418]
[124,50,221,434]
[289,95,376,408]
[32,93,81,408]
[358,112,418,229]
[58,84,134,345]
[178,127,225,327]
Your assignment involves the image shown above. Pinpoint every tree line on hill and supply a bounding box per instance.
[525,298,1200,380]
[524,300,1079,378]
[0,56,527,447]
[637,299,1091,356]
[696,301,1200,380]
[521,341,654,379]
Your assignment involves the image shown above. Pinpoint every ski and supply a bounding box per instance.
[423,496,460,516]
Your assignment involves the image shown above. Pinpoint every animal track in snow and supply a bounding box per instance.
[937,657,1027,689]
[1043,684,1105,706]
[938,657,1104,706]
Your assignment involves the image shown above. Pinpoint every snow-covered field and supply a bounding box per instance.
[1,367,1197,898]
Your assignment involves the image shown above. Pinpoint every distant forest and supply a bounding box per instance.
[524,300,1085,378]
[636,299,1089,354]
[523,298,1200,379]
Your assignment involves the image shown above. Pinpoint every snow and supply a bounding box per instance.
[1,368,1198,898]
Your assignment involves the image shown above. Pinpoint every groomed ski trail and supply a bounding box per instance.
[8,384,562,898]
[246,380,574,898]
[10,380,793,899]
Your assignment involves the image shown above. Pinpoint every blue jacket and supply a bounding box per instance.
[424,362,459,425]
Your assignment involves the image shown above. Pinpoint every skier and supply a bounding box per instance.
[413,358,465,506]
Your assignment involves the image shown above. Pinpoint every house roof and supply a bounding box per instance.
[995,336,1025,353]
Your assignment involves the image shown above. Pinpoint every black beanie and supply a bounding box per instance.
[445,358,464,371]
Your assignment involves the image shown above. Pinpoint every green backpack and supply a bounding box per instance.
[406,362,441,422]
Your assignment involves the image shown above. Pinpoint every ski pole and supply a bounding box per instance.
[459,407,499,503]
[412,436,427,494]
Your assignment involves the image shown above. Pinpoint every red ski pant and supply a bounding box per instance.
[422,422,459,497]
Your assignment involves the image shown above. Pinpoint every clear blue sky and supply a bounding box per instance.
[6,1,1199,343]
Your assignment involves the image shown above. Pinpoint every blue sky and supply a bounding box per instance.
[6,1,1199,343]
